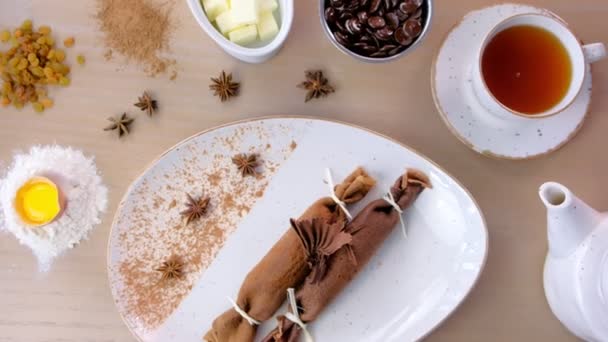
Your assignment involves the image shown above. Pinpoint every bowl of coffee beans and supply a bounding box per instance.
[320,0,432,62]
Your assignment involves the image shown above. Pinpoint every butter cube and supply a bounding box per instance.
[257,12,279,41]
[257,0,278,13]
[215,11,242,35]
[231,0,258,26]
[202,0,228,21]
[229,25,258,46]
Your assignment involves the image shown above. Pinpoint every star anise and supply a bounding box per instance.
[297,70,335,102]
[155,255,184,281]
[180,193,210,225]
[134,91,158,116]
[209,70,240,102]
[104,113,134,138]
[232,153,260,177]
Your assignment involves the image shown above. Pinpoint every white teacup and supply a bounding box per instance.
[471,13,606,120]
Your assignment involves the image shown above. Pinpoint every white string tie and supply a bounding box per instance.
[227,297,260,326]
[284,288,314,342]
[325,168,352,221]
[383,190,407,238]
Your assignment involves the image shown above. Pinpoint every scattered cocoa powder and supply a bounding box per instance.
[109,123,300,334]
[95,0,176,77]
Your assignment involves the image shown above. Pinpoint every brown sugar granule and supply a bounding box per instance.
[96,0,176,77]
[167,199,177,209]
[208,171,222,187]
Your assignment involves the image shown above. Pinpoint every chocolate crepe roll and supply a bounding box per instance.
[262,169,431,342]
[204,168,376,342]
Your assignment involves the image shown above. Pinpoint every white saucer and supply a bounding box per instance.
[431,3,592,160]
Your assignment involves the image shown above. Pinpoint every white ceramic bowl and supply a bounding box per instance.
[186,0,294,63]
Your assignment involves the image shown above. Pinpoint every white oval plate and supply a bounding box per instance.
[108,117,488,342]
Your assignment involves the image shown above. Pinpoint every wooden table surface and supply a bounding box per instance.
[1,0,607,341]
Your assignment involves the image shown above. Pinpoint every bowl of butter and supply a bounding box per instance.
[187,0,293,63]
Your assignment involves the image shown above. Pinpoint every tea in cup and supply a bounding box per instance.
[471,13,606,119]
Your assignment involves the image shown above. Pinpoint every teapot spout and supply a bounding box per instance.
[539,182,602,258]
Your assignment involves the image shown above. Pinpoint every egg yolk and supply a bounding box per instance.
[15,177,61,226]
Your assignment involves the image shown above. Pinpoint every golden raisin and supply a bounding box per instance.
[21,20,32,32]
[38,26,51,35]
[0,30,9,42]
[63,37,75,48]
[58,76,70,86]
[40,98,53,109]
[32,101,44,112]
[54,49,65,62]
[1,21,73,112]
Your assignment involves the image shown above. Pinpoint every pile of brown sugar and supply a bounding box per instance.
[96,0,176,77]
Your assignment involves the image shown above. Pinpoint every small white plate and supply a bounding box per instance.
[107,117,488,342]
[432,3,591,160]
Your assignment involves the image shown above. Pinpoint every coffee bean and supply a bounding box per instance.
[385,12,400,29]
[395,25,413,45]
[383,0,392,11]
[388,46,402,55]
[374,26,393,40]
[325,7,338,23]
[396,8,409,21]
[357,11,369,24]
[370,33,380,47]
[368,16,386,29]
[345,18,363,35]
[334,31,350,45]
[371,51,387,57]
[369,0,381,13]
[346,0,360,12]
[336,20,346,32]
[360,35,372,43]
[339,11,353,21]
[379,44,397,52]
[398,2,408,13]
[403,0,419,14]
[404,18,422,37]
[330,0,345,11]
[354,42,378,53]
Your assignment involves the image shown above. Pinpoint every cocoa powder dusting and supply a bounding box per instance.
[111,123,300,334]
[96,0,176,77]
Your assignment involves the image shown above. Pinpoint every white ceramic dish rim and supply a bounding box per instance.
[185,0,294,57]
[106,116,489,342]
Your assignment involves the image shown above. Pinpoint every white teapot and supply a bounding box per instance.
[539,182,608,342]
